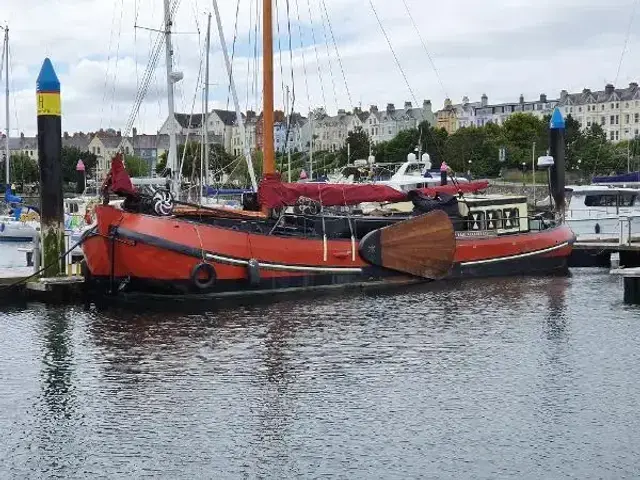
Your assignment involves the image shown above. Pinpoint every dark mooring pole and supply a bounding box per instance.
[36,58,64,277]
[549,107,566,212]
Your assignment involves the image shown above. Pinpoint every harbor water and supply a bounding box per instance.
[1,244,639,478]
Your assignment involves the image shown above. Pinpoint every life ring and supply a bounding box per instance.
[190,262,216,290]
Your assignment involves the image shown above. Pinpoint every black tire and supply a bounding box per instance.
[190,262,216,290]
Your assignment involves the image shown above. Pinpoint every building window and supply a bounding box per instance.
[626,114,630,124]
[610,115,615,124]
[616,115,620,124]
[611,103,615,109]
[587,121,592,126]
[602,105,605,110]
[616,131,620,141]
[578,107,582,112]
[626,102,630,108]
[616,103,620,108]
[97,147,101,154]
[636,113,639,123]
[601,117,606,125]
[610,131,615,140]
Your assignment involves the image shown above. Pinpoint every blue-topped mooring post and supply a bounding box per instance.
[549,107,566,212]
[36,58,64,277]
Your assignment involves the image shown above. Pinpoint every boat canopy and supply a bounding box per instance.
[258,173,489,208]
[592,172,640,184]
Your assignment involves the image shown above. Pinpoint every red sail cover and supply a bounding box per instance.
[258,173,489,208]
[103,153,137,197]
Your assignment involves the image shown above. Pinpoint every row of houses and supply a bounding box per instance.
[436,82,640,142]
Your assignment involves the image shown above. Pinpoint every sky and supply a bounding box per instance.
[1,0,639,136]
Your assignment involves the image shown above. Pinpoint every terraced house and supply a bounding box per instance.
[558,83,640,142]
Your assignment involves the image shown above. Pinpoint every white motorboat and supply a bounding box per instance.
[565,185,640,241]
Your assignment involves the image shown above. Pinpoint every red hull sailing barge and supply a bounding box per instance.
[81,0,575,298]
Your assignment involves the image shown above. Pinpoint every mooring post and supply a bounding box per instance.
[36,58,64,277]
[549,108,566,212]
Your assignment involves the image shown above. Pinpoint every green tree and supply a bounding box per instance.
[342,126,371,162]
[61,146,98,183]
[125,154,151,177]
[0,153,39,186]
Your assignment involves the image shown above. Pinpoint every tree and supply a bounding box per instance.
[124,154,151,177]
[342,126,370,162]
[61,146,98,183]
[0,153,39,186]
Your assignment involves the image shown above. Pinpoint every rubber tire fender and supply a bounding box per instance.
[190,262,216,290]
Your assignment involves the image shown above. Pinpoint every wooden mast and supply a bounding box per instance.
[262,0,275,175]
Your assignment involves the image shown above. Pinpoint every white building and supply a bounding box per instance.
[558,82,640,142]
[474,93,558,127]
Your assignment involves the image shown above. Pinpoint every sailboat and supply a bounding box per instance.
[81,0,575,298]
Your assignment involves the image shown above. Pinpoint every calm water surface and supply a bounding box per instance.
[1,244,640,478]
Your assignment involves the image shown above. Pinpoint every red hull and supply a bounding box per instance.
[82,205,575,294]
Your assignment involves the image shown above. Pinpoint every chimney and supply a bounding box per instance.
[338,108,346,115]
[404,101,412,110]
[630,82,638,90]
[386,103,395,113]
[519,94,524,104]
[462,96,469,105]
[481,94,488,107]
[20,132,24,139]
[370,104,378,113]
[605,83,615,95]
[63,131,69,139]
[560,90,568,101]
[582,88,591,95]
[117,130,122,137]
[423,99,432,110]
[354,106,362,114]
[444,98,452,108]
[540,93,547,103]
[132,127,138,137]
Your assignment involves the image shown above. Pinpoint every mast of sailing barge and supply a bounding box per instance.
[262,0,276,213]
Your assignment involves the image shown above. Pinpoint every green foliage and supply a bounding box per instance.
[0,153,39,185]
[61,146,98,183]
[124,154,151,177]
[342,126,371,161]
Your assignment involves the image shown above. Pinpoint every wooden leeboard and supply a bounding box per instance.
[358,210,455,279]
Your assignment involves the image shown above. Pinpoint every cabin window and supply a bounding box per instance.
[485,210,503,230]
[619,194,637,207]
[584,194,617,207]
[502,208,520,228]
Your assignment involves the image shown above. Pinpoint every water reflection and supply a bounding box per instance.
[40,309,75,418]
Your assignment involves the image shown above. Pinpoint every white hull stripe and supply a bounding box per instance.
[205,253,363,274]
[460,241,571,267]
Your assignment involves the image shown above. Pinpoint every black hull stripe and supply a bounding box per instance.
[112,227,363,274]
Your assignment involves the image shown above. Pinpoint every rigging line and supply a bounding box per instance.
[616,0,639,84]
[109,0,126,126]
[254,0,262,112]
[99,0,120,129]
[284,0,297,151]
[275,0,288,114]
[225,0,242,111]
[179,34,205,178]
[318,0,339,110]
[306,0,326,108]
[320,0,352,108]
[134,0,140,111]
[401,0,447,99]
[293,0,311,110]
[368,0,418,106]
[245,0,254,112]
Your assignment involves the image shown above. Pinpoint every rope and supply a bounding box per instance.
[368,0,418,106]
[306,0,326,107]
[320,0,353,107]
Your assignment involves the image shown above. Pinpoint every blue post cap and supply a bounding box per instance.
[36,58,60,93]
[550,107,565,129]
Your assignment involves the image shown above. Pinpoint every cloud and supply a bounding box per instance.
[1,0,639,136]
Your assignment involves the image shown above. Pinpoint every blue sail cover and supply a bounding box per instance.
[592,172,640,183]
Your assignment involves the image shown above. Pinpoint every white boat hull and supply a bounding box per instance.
[0,217,38,241]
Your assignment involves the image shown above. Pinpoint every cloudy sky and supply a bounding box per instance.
[1,0,639,136]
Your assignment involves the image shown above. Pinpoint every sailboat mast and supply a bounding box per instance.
[163,0,179,196]
[262,0,275,175]
[3,27,9,186]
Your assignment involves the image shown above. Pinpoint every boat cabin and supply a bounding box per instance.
[462,195,530,235]
[565,185,640,217]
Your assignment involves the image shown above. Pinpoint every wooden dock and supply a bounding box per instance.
[570,240,640,268]
[0,267,84,304]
